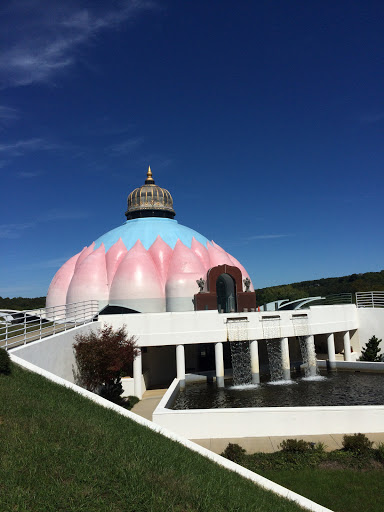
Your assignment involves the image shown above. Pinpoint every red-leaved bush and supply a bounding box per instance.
[73,324,138,396]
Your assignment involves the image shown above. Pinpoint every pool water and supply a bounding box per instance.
[172,371,384,409]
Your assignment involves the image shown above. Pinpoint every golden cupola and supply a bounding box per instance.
[125,166,176,220]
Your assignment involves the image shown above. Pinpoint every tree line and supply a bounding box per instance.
[0,296,46,311]
[255,270,384,306]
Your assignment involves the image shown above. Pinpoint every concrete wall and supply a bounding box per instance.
[153,378,384,439]
[10,322,101,382]
[100,305,359,348]
[356,308,384,353]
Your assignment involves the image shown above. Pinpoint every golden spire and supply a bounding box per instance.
[145,165,155,184]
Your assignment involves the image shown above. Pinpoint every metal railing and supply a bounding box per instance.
[356,292,384,308]
[0,300,99,350]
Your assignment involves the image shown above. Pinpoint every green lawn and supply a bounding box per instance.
[222,446,384,512]
[260,469,384,512]
[0,364,306,512]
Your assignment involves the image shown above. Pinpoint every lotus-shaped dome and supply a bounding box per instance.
[46,168,254,313]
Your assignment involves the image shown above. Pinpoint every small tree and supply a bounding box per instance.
[359,335,383,362]
[73,324,139,403]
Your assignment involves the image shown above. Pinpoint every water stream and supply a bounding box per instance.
[227,319,252,386]
[262,316,283,381]
[292,315,319,378]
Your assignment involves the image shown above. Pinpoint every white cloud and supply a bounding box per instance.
[0,1,157,88]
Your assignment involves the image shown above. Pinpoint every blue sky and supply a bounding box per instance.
[1,0,383,298]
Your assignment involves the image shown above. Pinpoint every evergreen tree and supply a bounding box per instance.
[359,335,383,362]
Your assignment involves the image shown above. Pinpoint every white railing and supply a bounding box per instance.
[356,291,384,308]
[0,300,99,350]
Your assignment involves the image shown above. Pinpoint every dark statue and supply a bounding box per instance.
[196,277,205,293]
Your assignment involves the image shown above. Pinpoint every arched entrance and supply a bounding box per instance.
[216,273,237,313]
[194,263,256,312]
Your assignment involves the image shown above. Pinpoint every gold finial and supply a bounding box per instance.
[145,165,155,184]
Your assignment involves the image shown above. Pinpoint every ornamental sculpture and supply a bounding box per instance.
[243,277,251,292]
[196,277,205,293]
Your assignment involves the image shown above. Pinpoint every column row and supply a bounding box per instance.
[132,330,352,395]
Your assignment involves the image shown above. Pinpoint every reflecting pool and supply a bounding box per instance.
[172,372,384,409]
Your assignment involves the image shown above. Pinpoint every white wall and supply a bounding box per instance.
[356,308,384,353]
[100,305,359,348]
[10,322,101,382]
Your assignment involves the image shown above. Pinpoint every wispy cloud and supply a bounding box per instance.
[21,256,73,270]
[0,105,19,120]
[244,234,293,241]
[355,111,384,124]
[110,136,145,155]
[0,223,34,239]
[0,210,89,239]
[17,170,43,178]
[0,138,58,156]
[37,209,90,222]
[0,1,157,88]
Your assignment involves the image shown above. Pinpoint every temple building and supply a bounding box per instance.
[46,167,257,315]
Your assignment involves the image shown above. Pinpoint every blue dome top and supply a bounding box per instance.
[94,218,209,252]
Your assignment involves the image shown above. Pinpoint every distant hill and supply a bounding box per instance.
[0,296,46,311]
[255,270,384,306]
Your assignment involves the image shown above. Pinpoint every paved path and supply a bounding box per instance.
[131,388,168,420]
[131,390,384,454]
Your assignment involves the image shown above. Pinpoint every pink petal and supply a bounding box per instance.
[110,240,164,301]
[75,242,95,269]
[167,239,206,277]
[106,238,128,287]
[227,253,255,292]
[67,244,108,304]
[148,235,173,286]
[46,252,81,309]
[207,241,234,267]
[191,237,211,271]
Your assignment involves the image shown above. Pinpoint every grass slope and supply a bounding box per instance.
[0,365,305,512]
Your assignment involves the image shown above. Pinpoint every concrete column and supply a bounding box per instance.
[280,337,291,381]
[343,331,351,362]
[250,339,260,384]
[215,342,225,388]
[326,333,336,370]
[133,348,142,398]
[176,344,186,388]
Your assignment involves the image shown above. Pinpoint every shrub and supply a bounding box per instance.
[342,433,373,453]
[359,335,383,362]
[73,324,138,404]
[375,442,384,463]
[0,348,11,375]
[279,439,313,453]
[221,443,246,463]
